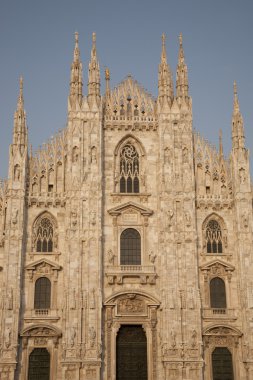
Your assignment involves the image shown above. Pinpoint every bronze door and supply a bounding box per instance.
[212,347,234,380]
[28,348,50,380]
[116,325,147,380]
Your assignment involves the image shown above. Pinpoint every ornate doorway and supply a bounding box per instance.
[116,325,147,380]
[212,347,234,380]
[28,348,50,380]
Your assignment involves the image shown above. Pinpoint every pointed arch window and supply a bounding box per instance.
[206,220,223,254]
[120,228,141,265]
[119,144,139,193]
[210,277,226,308]
[34,277,51,309]
[35,217,54,252]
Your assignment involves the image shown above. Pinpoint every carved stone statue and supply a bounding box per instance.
[5,327,11,348]
[107,249,115,265]
[149,251,157,264]
[69,326,76,347]
[89,326,96,348]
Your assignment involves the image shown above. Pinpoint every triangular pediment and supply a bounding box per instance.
[26,258,61,271]
[108,201,153,216]
[200,259,235,272]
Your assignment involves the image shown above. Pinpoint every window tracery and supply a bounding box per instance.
[32,213,57,253]
[206,220,223,254]
[119,144,139,193]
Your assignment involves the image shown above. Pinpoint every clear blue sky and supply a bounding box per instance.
[0,0,253,177]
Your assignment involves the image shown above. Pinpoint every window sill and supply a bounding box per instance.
[111,193,151,202]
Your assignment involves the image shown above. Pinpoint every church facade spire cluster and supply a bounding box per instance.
[0,33,252,380]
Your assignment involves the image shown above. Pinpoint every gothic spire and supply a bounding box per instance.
[176,33,189,103]
[232,81,245,149]
[13,76,27,148]
[69,32,83,108]
[105,67,111,99]
[219,129,224,160]
[158,33,174,109]
[88,32,101,107]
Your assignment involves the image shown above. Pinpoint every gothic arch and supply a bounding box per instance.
[113,135,146,193]
[202,213,228,254]
[32,211,58,253]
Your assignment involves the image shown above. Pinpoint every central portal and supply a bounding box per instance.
[116,325,147,380]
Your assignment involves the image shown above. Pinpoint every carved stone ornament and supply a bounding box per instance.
[117,294,146,314]
[21,324,62,339]
[25,258,61,281]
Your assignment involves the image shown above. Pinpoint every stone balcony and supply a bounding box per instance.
[202,308,237,321]
[105,265,157,285]
[24,309,60,322]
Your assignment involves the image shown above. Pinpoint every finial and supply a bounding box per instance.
[105,67,110,81]
[20,76,23,93]
[92,32,96,46]
[75,31,79,44]
[162,33,166,47]
[219,129,223,158]
[73,31,80,62]
[17,76,24,110]
[233,80,240,114]
[179,33,183,47]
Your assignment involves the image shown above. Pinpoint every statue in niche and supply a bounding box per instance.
[69,326,76,347]
[182,147,188,164]
[69,288,76,310]
[90,211,96,225]
[242,212,249,229]
[11,209,18,225]
[167,209,174,227]
[14,164,21,181]
[89,326,96,348]
[107,249,115,265]
[164,147,171,164]
[170,329,176,348]
[185,211,191,227]
[71,209,78,229]
[149,251,157,264]
[72,146,79,163]
[239,167,246,184]
[5,327,11,348]
[90,288,96,309]
[6,289,13,310]
[191,329,197,347]
[91,146,97,163]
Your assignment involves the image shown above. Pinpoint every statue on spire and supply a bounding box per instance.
[88,32,101,107]
[69,31,83,109]
[232,81,245,150]
[176,33,189,104]
[158,33,174,110]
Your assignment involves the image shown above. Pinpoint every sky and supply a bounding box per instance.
[0,0,253,178]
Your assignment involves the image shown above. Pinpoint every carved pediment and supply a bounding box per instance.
[204,324,242,337]
[108,202,153,217]
[26,258,61,281]
[21,323,61,337]
[26,258,61,272]
[200,259,235,273]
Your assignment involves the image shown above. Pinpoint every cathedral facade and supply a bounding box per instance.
[0,32,252,380]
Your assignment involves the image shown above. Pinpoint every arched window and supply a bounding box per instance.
[206,220,223,253]
[210,277,226,308]
[28,348,50,380]
[120,228,141,265]
[35,217,54,252]
[119,144,139,193]
[34,277,51,309]
[212,347,234,380]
